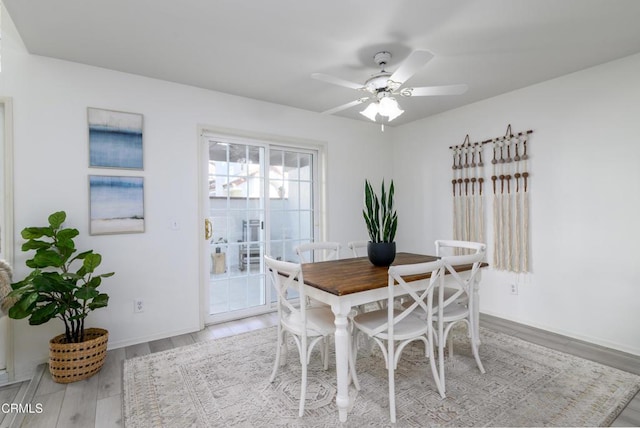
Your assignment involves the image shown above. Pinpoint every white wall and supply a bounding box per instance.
[393,53,640,355]
[0,10,391,378]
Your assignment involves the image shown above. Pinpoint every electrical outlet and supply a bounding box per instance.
[134,298,144,313]
[510,283,518,295]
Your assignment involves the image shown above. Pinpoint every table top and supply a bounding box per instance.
[300,252,440,296]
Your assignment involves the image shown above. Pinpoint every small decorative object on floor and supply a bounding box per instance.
[8,211,113,383]
[363,179,398,266]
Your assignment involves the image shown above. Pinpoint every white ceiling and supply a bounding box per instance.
[4,0,640,127]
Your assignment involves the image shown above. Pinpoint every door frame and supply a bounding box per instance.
[197,125,327,326]
[1,97,15,382]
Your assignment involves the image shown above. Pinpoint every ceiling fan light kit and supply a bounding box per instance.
[312,49,467,127]
[359,102,379,121]
[360,95,404,122]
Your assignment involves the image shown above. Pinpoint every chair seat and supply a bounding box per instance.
[283,306,335,337]
[353,309,429,341]
[441,286,468,304]
[436,304,468,322]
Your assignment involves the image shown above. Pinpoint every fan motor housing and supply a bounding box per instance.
[364,72,392,93]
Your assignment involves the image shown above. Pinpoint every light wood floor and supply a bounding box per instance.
[2,312,639,427]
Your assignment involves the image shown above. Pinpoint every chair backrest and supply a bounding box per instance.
[265,255,307,326]
[434,240,486,308]
[435,239,485,257]
[347,240,368,258]
[371,260,444,337]
[295,242,341,263]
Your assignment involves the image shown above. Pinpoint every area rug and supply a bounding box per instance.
[123,326,640,427]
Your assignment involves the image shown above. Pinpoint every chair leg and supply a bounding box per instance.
[388,358,396,424]
[427,331,446,399]
[270,327,284,383]
[323,337,329,370]
[348,334,361,391]
[469,328,486,374]
[437,323,446,394]
[299,339,308,417]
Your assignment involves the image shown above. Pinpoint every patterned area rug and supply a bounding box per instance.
[123,326,640,427]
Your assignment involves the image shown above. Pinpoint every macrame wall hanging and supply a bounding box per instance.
[451,135,485,246]
[450,125,533,272]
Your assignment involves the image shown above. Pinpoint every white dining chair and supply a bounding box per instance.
[351,259,446,423]
[432,240,486,393]
[265,255,359,417]
[295,242,342,309]
[347,240,368,258]
[295,241,341,263]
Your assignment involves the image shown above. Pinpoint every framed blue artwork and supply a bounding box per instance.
[88,107,143,169]
[89,175,145,235]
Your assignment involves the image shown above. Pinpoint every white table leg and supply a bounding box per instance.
[331,302,351,423]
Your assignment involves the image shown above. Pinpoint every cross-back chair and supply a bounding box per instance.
[433,240,487,392]
[347,240,368,258]
[351,259,446,423]
[265,255,359,417]
[295,241,341,263]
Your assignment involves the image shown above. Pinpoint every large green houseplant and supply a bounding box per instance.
[363,179,398,266]
[8,211,113,383]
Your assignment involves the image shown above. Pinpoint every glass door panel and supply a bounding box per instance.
[207,141,266,320]
[268,149,315,262]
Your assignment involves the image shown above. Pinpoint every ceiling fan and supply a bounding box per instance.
[312,50,467,124]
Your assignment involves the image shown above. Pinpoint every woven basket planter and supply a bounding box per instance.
[48,328,109,383]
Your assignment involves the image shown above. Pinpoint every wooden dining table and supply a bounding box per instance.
[300,252,483,423]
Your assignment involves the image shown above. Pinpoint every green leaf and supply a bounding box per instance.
[8,304,30,319]
[86,277,102,288]
[21,240,52,251]
[30,303,59,325]
[83,253,102,274]
[75,286,99,301]
[39,272,76,292]
[88,293,109,310]
[32,250,64,268]
[21,227,53,239]
[12,292,39,316]
[48,211,66,229]
[56,228,79,241]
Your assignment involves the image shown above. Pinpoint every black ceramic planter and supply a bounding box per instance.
[367,241,396,267]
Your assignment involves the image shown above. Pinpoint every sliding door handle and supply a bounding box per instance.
[205,218,212,240]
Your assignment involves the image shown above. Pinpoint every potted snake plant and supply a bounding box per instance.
[363,179,398,266]
[8,211,113,383]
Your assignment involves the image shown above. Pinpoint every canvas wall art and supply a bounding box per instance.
[88,107,143,169]
[89,175,145,235]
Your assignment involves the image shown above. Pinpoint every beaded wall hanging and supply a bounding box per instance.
[450,125,533,272]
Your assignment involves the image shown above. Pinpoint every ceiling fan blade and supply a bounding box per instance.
[311,73,364,90]
[403,84,468,97]
[322,98,367,115]
[388,50,434,87]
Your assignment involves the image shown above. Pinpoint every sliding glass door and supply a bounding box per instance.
[202,133,318,324]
